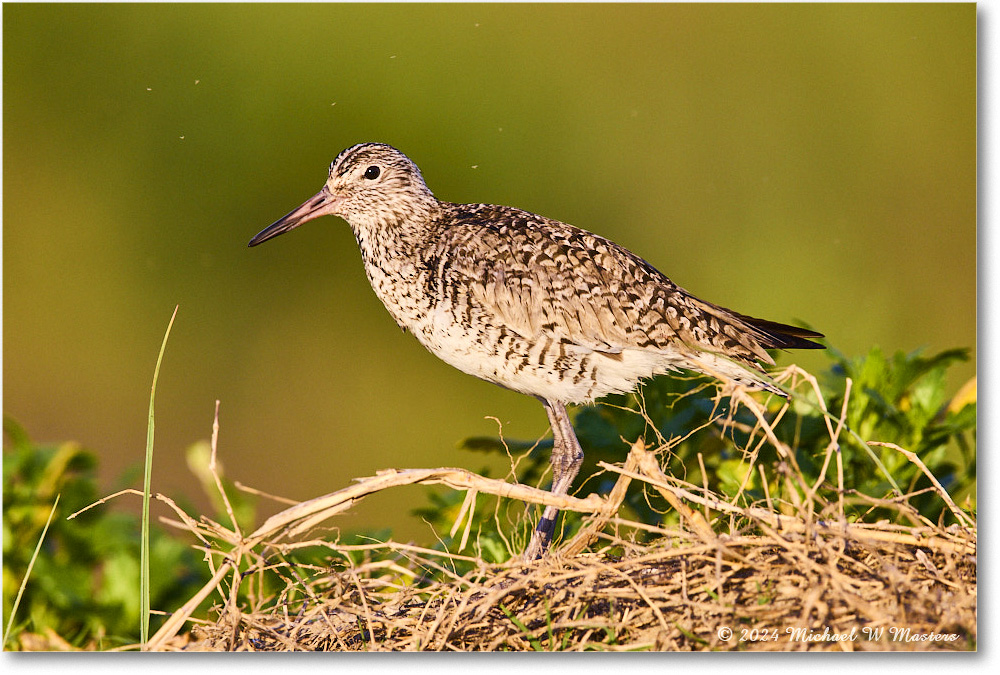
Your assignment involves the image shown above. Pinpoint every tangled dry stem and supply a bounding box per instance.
[145,366,976,652]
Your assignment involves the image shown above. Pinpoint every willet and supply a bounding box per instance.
[249,143,823,560]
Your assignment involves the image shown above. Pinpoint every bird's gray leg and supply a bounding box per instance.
[522,398,585,561]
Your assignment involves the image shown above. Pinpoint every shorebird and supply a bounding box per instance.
[249,143,823,560]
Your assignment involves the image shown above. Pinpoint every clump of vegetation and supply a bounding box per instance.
[433,345,976,557]
[2,344,977,651]
[2,419,212,649]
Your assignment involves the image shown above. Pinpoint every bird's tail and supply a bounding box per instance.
[686,314,824,397]
[736,313,825,351]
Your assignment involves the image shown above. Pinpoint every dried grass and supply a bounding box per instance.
[146,368,976,651]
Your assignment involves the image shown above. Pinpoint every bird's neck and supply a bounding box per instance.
[347,199,446,330]
[348,198,443,266]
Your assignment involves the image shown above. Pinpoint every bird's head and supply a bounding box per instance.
[249,143,438,247]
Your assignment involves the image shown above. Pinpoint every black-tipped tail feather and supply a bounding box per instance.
[737,314,825,351]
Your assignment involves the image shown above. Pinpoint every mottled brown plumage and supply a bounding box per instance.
[250,142,823,559]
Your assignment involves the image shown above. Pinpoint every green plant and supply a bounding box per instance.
[2,419,212,649]
[140,305,177,645]
[3,493,59,648]
[823,346,976,517]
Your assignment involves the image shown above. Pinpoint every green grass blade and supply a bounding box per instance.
[3,494,60,649]
[499,603,543,651]
[140,305,178,648]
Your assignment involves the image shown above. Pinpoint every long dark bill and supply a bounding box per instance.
[248,188,336,247]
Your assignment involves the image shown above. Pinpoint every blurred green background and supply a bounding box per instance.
[3,4,976,542]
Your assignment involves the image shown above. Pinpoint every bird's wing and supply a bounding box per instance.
[439,206,784,366]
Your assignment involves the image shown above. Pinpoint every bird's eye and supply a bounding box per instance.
[363,166,381,180]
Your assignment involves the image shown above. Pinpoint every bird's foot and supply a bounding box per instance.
[522,514,556,561]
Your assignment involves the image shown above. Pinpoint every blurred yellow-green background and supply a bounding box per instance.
[3,4,976,540]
